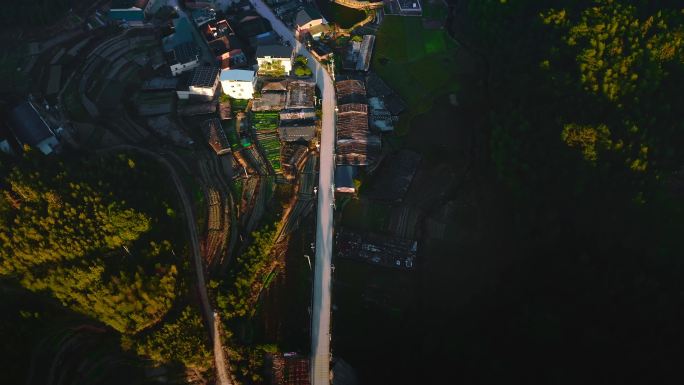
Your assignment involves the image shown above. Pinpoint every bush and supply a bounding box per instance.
[295,66,312,77]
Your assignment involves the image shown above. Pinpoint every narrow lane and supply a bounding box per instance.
[250,2,336,384]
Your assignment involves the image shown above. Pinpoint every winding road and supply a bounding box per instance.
[98,145,233,385]
[250,2,336,384]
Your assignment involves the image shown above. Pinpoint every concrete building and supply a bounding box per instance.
[256,45,293,74]
[177,66,221,100]
[8,101,60,155]
[219,69,256,99]
[170,42,201,76]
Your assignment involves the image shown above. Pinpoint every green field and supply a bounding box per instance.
[256,132,282,172]
[372,8,459,134]
[252,112,279,131]
[252,112,282,172]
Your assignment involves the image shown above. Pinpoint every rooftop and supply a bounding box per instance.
[9,101,55,147]
[189,66,220,88]
[201,118,231,155]
[296,6,322,27]
[111,0,149,10]
[220,69,255,82]
[279,124,316,142]
[307,23,330,36]
[286,80,315,109]
[173,42,200,64]
[256,44,293,59]
[261,80,288,92]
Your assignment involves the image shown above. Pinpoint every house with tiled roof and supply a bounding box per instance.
[295,7,328,40]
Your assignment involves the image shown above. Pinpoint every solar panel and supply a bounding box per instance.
[189,66,220,88]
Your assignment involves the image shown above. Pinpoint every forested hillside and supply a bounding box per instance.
[457,0,684,257]
[370,1,684,384]
[0,150,211,381]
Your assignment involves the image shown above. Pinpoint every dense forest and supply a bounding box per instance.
[0,150,211,381]
[460,0,684,259]
[382,0,684,383]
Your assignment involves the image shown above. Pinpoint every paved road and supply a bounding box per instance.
[99,145,233,385]
[250,2,336,384]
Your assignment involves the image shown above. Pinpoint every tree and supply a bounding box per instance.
[294,66,312,77]
[0,151,179,334]
[294,55,308,66]
[216,225,277,319]
[134,306,212,369]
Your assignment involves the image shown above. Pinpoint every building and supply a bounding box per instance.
[343,35,375,72]
[335,165,357,194]
[286,80,316,109]
[295,7,328,40]
[177,66,221,100]
[278,122,316,142]
[203,19,234,40]
[8,101,60,155]
[201,118,231,155]
[219,69,256,99]
[170,42,201,76]
[397,0,423,15]
[208,36,246,69]
[256,45,293,75]
[108,0,154,24]
[191,7,216,26]
[252,81,288,111]
[274,1,299,17]
[296,7,325,31]
[268,353,311,385]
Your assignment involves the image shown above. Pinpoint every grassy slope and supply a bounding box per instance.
[372,6,459,134]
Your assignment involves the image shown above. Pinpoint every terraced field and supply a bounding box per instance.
[252,112,282,173]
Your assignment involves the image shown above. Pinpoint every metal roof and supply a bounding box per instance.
[278,124,315,142]
[220,69,255,82]
[9,101,55,147]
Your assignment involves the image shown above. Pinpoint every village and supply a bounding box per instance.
[0,0,458,383]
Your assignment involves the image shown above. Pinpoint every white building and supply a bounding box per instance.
[256,45,293,75]
[220,69,256,99]
[177,67,221,101]
[170,42,201,76]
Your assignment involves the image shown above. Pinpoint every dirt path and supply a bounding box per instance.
[97,145,233,385]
